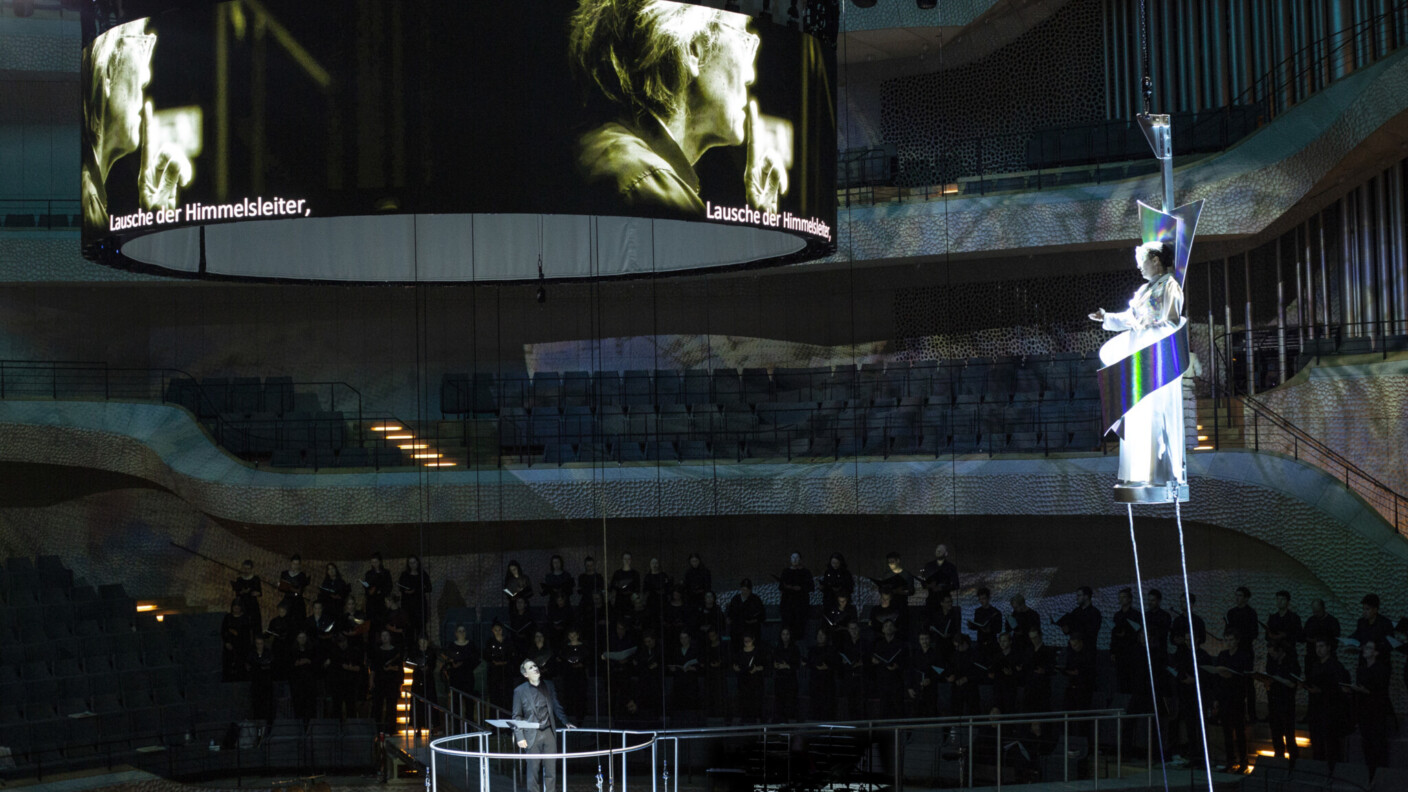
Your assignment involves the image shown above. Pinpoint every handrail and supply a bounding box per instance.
[1201,343,1408,536]
[442,685,514,737]
[1239,391,1408,534]
[651,707,1127,737]
[425,708,1158,792]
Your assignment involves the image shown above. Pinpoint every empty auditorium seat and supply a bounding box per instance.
[740,368,771,402]
[1068,430,1099,451]
[26,719,66,763]
[372,448,407,470]
[577,442,610,463]
[494,372,531,410]
[616,440,645,462]
[128,708,163,749]
[951,431,980,453]
[652,370,682,404]
[813,436,842,457]
[13,608,43,640]
[708,369,740,403]
[561,409,595,443]
[744,438,781,459]
[597,411,627,441]
[677,439,710,460]
[621,370,653,406]
[756,403,812,428]
[35,556,72,590]
[643,441,675,462]
[529,414,561,444]
[773,367,826,399]
[591,371,621,405]
[334,447,370,468]
[159,703,193,739]
[57,697,90,718]
[25,642,58,665]
[269,449,304,468]
[228,377,262,415]
[681,370,711,403]
[60,675,91,700]
[261,376,294,414]
[543,444,577,466]
[561,371,591,405]
[656,408,689,440]
[89,673,121,698]
[1008,431,1041,451]
[837,433,885,457]
[24,680,59,706]
[6,556,38,585]
[530,371,563,406]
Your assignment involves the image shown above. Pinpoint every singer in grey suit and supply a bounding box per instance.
[512,658,575,792]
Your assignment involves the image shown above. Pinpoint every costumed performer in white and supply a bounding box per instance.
[1089,240,1185,489]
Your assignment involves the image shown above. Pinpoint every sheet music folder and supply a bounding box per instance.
[488,719,540,730]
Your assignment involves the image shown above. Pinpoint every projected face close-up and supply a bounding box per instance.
[105,40,151,155]
[692,16,759,148]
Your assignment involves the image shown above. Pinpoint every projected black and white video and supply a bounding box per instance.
[81,0,836,282]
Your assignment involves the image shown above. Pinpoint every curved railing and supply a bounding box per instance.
[421,709,1155,792]
[430,728,657,792]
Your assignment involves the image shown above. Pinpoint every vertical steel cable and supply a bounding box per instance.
[1175,498,1214,789]
[1127,504,1170,791]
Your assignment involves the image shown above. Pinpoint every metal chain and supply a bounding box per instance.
[1139,0,1154,114]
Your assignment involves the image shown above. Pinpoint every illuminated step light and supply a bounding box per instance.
[411,453,442,459]
[1197,435,1209,441]
[1194,445,1214,450]
[398,443,428,450]
[397,717,409,724]
[942,183,959,194]
[1196,424,1203,430]
[136,604,157,612]
[424,461,456,467]
[155,614,165,622]
[385,434,414,440]
[370,425,403,432]
[397,704,410,711]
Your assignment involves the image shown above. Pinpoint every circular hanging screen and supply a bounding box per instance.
[81,0,837,281]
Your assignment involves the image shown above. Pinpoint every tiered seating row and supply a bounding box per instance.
[444,354,1108,465]
[443,354,1104,413]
